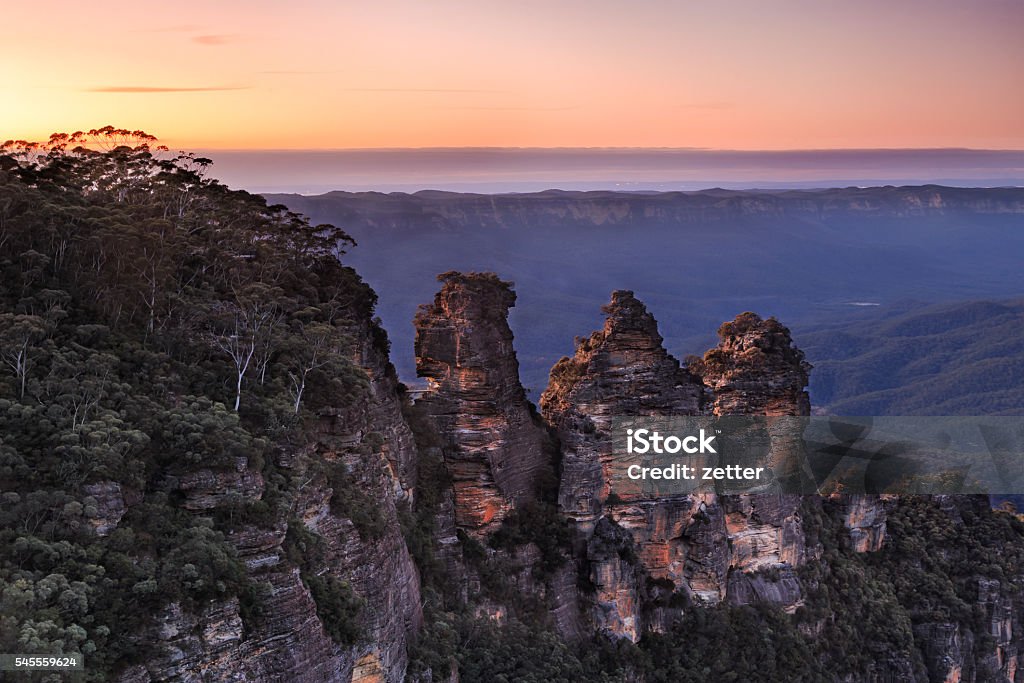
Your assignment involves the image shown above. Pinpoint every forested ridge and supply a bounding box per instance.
[801,299,1024,415]
[0,129,377,676]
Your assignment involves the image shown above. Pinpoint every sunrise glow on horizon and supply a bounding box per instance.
[3,0,1023,151]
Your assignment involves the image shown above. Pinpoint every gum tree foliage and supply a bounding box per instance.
[0,128,379,678]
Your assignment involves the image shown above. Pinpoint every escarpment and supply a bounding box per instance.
[276,187,1024,237]
[118,318,423,683]
[413,272,555,535]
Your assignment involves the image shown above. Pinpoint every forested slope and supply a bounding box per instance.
[0,130,420,680]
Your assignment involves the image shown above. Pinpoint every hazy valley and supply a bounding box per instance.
[272,186,1024,414]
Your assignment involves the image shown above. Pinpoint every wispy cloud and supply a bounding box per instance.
[345,87,504,94]
[435,105,581,111]
[133,24,200,33]
[192,34,236,46]
[260,70,343,75]
[87,86,247,93]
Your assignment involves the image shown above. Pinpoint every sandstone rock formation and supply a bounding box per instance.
[541,290,705,535]
[112,274,1023,682]
[687,312,812,610]
[832,493,892,553]
[540,298,817,639]
[414,272,554,535]
[696,311,812,416]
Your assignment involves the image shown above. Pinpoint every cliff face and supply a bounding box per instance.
[275,187,1024,237]
[541,290,705,535]
[537,292,702,638]
[113,273,1021,682]
[118,320,423,683]
[902,497,1024,683]
[414,272,554,535]
[536,297,818,640]
[684,314,812,612]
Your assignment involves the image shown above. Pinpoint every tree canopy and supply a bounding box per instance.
[0,129,379,677]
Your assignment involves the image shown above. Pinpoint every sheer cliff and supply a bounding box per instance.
[0,141,425,683]
[114,323,424,683]
[413,272,555,536]
[538,297,812,640]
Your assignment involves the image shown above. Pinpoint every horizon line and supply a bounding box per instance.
[190,146,1024,154]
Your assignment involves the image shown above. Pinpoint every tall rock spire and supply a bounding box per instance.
[414,272,553,535]
[541,290,705,532]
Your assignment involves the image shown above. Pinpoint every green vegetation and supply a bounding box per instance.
[282,521,363,645]
[488,501,572,578]
[0,129,375,677]
[801,300,1024,415]
[407,495,1024,682]
[411,613,634,683]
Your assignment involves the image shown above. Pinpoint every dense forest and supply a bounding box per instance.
[0,129,377,677]
[801,300,1024,415]
[2,131,1023,682]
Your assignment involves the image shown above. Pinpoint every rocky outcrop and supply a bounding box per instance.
[696,311,811,417]
[689,313,811,608]
[586,517,645,641]
[540,298,817,639]
[833,494,891,553]
[81,480,129,536]
[176,458,264,511]
[541,290,705,535]
[539,292,705,638]
[414,272,553,535]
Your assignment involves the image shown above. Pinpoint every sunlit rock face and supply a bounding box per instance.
[686,312,812,610]
[538,291,705,640]
[414,272,554,536]
[542,298,816,639]
[832,493,892,553]
[541,290,706,536]
[696,311,812,418]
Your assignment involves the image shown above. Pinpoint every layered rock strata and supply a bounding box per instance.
[541,290,705,535]
[541,298,815,639]
[697,311,812,417]
[687,312,812,610]
[414,272,553,535]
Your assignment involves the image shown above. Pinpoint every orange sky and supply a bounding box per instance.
[2,0,1022,150]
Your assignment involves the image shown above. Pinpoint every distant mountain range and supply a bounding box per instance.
[212,148,1024,194]
[270,186,1024,414]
